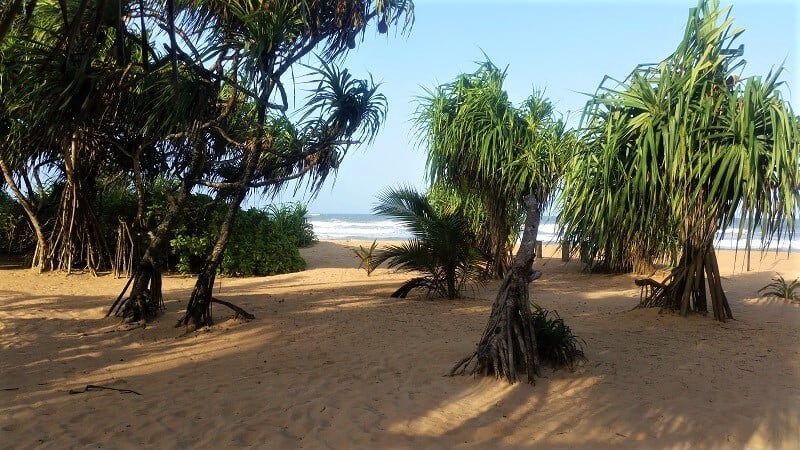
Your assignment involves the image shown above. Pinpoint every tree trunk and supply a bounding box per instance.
[50,133,112,275]
[0,156,51,272]
[450,195,541,384]
[176,142,260,328]
[107,145,207,323]
[638,237,733,322]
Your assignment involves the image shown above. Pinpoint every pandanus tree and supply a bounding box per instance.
[560,0,799,321]
[0,0,147,274]
[106,0,413,326]
[417,60,576,383]
[415,62,526,278]
[170,0,413,328]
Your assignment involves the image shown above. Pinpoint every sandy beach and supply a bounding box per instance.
[1,241,798,449]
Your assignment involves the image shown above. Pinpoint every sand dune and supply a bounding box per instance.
[1,242,798,449]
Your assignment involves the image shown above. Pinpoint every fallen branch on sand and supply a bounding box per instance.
[68,385,142,396]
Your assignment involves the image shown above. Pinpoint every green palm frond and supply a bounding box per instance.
[559,0,798,274]
[373,187,485,299]
[758,274,800,301]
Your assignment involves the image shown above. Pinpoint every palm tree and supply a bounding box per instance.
[414,61,527,278]
[416,60,576,383]
[0,0,142,275]
[373,187,485,299]
[174,0,414,328]
[560,0,799,321]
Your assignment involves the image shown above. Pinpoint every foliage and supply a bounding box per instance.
[0,189,31,255]
[268,203,317,248]
[222,208,306,277]
[758,274,800,301]
[560,0,799,278]
[558,0,798,322]
[170,234,213,274]
[164,201,309,277]
[414,60,573,277]
[95,181,138,250]
[373,187,486,299]
[531,304,586,369]
[352,239,379,276]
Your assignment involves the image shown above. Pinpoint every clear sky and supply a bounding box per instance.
[265,0,799,214]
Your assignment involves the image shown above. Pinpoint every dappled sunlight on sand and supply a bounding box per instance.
[388,380,519,437]
[1,242,799,448]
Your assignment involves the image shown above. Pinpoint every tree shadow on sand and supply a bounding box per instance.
[1,248,798,448]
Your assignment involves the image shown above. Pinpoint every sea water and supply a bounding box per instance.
[308,213,799,252]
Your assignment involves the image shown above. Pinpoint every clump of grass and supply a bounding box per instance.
[352,240,379,276]
[758,274,800,301]
[531,304,586,369]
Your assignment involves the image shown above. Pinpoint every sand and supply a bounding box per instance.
[1,242,798,449]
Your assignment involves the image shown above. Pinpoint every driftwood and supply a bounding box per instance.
[68,385,142,395]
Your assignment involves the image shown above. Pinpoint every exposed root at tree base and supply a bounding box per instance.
[107,261,164,323]
[636,244,733,322]
[211,298,255,320]
[450,273,540,384]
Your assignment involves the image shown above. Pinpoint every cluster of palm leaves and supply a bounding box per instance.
[530,304,585,369]
[414,60,574,279]
[373,187,485,299]
[558,0,798,320]
[758,274,800,302]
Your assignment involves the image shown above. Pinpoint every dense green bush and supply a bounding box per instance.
[531,304,585,369]
[221,207,306,276]
[268,202,317,247]
[166,202,310,277]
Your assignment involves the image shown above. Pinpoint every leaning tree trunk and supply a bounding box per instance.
[638,227,733,322]
[0,156,51,272]
[107,142,208,324]
[176,141,260,329]
[450,195,542,384]
[107,233,169,323]
[175,187,254,328]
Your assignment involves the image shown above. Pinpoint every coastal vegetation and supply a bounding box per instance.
[758,274,800,302]
[0,0,414,328]
[0,0,796,391]
[373,187,485,299]
[559,0,799,321]
[410,59,576,383]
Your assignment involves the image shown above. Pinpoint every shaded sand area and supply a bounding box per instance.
[1,242,799,449]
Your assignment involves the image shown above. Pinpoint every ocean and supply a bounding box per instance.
[308,213,800,252]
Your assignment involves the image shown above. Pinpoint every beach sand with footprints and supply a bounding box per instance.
[1,242,799,449]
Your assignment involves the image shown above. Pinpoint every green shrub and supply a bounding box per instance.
[531,304,585,369]
[222,208,306,276]
[759,274,800,301]
[170,234,212,273]
[352,239,379,275]
[268,202,317,247]
[141,186,310,277]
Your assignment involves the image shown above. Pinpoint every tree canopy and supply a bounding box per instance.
[559,0,799,320]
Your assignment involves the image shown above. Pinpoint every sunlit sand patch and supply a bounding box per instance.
[388,381,518,437]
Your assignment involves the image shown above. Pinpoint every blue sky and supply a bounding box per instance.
[267,0,799,214]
